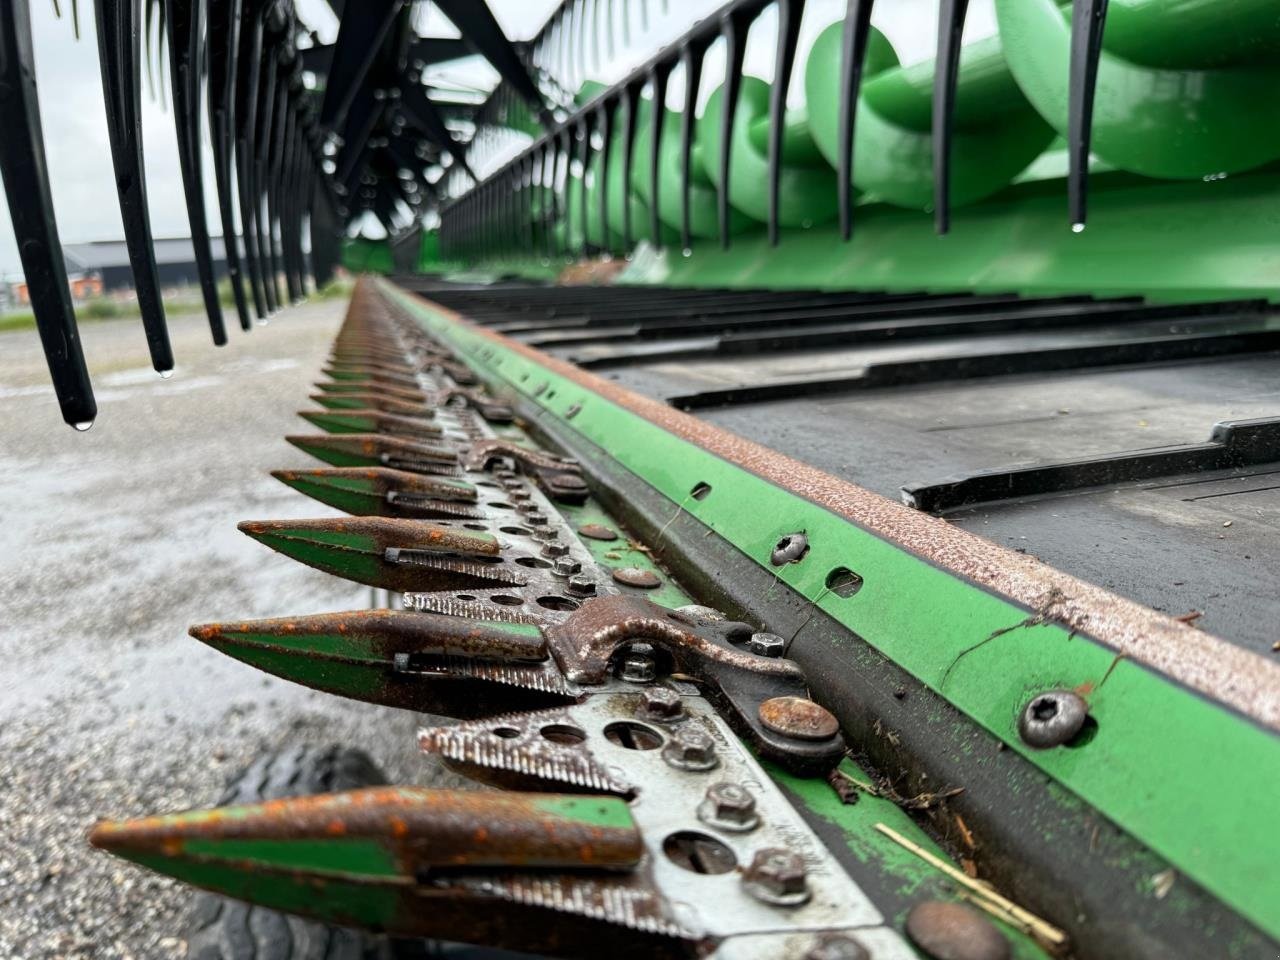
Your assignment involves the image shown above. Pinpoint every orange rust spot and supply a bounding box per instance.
[390,817,408,838]
[162,838,184,856]
[473,827,489,843]
[326,819,347,836]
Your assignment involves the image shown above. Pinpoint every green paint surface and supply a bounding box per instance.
[219,643,386,701]
[305,412,379,433]
[387,281,1280,939]
[281,476,383,516]
[558,499,692,610]
[531,795,635,831]
[181,837,400,878]
[124,854,403,929]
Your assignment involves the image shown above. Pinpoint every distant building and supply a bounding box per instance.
[11,270,102,305]
[63,237,229,292]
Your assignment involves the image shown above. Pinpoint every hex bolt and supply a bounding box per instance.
[697,782,760,833]
[905,901,1010,960]
[515,502,538,515]
[745,632,786,657]
[770,532,809,566]
[742,847,810,906]
[526,514,549,527]
[552,556,582,577]
[806,935,870,960]
[566,574,596,596]
[1018,689,1089,749]
[662,725,719,772]
[541,542,570,559]
[510,489,532,501]
[637,686,683,722]
[617,643,656,683]
[531,527,559,542]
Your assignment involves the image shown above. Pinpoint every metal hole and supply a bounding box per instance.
[462,523,487,531]
[536,595,580,611]
[516,556,553,569]
[455,594,477,601]
[662,831,737,875]
[690,481,711,500]
[489,594,524,606]
[603,721,663,751]
[487,502,514,509]
[474,481,501,489]
[825,567,863,598]
[540,723,587,744]
[500,526,530,535]
[492,726,521,739]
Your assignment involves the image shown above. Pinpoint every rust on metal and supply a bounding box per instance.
[904,901,1011,960]
[299,409,445,440]
[310,392,436,419]
[286,433,459,470]
[579,523,619,542]
[466,438,589,503]
[273,466,477,504]
[547,595,803,686]
[612,567,662,590]
[315,381,427,403]
[90,787,643,871]
[405,290,1280,731]
[758,696,840,742]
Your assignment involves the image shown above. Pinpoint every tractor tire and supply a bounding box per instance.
[183,744,400,960]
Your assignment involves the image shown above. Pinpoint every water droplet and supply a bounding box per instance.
[159,368,174,379]
[257,317,270,326]
[681,247,693,258]
[73,420,94,432]
[1071,222,1086,234]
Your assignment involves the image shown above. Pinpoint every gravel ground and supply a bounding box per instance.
[0,300,447,959]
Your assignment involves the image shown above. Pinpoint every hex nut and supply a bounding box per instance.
[745,632,786,657]
[620,654,657,684]
[905,901,1010,960]
[662,725,719,772]
[697,782,760,832]
[525,513,549,527]
[541,542,570,559]
[806,935,870,960]
[1018,689,1088,748]
[637,686,683,722]
[742,847,810,906]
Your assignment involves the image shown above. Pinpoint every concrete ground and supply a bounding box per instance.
[0,300,441,959]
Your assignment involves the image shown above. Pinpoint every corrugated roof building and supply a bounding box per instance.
[62,237,229,292]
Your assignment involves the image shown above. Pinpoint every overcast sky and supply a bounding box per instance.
[0,0,989,279]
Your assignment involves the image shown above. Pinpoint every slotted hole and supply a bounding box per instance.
[500,526,530,535]
[690,481,711,500]
[463,523,487,531]
[662,831,737,875]
[491,726,521,739]
[455,594,477,601]
[536,595,580,611]
[825,567,863,598]
[488,502,514,509]
[603,721,663,751]
[516,557,553,570]
[540,723,587,744]
[490,594,523,606]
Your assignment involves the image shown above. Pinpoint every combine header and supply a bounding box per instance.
[4,0,1274,957]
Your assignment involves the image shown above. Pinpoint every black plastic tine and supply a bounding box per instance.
[546,140,560,259]
[166,0,227,345]
[254,59,279,314]
[1068,0,1109,231]
[553,129,569,258]
[577,116,592,255]
[678,41,706,251]
[206,0,251,331]
[837,0,875,241]
[648,64,669,245]
[767,0,805,246]
[266,76,289,307]
[932,0,969,235]
[620,82,640,250]
[235,8,268,319]
[0,0,97,427]
[96,0,174,374]
[718,9,751,250]
[597,101,613,253]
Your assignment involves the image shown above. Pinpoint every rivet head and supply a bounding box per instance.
[742,847,809,906]
[697,781,759,832]
[578,523,618,541]
[662,725,718,772]
[637,686,683,721]
[806,934,870,960]
[905,901,1010,960]
[745,632,786,657]
[612,566,661,589]
[770,532,809,566]
[758,696,839,742]
[1018,689,1088,748]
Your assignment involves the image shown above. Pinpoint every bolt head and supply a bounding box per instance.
[515,501,537,514]
[697,781,759,832]
[526,513,549,526]
[552,556,582,576]
[806,935,869,960]
[566,574,595,595]
[541,542,570,559]
[620,655,656,684]
[745,632,786,657]
[1018,689,1088,749]
[742,847,809,906]
[638,686,683,721]
[662,725,718,771]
